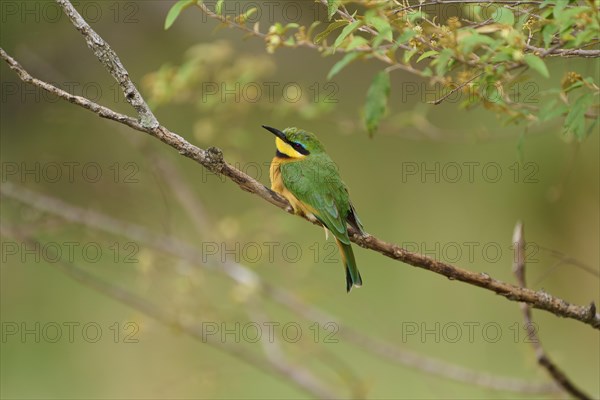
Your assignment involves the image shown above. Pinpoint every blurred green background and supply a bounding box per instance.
[1,1,598,399]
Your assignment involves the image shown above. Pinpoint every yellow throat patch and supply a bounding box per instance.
[276,137,306,159]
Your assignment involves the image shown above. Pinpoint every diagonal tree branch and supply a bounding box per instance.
[1,45,598,330]
[512,222,592,400]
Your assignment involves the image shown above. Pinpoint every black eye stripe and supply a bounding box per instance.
[288,141,309,155]
[292,142,308,154]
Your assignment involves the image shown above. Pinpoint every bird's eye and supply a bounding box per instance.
[290,141,309,155]
[293,143,304,151]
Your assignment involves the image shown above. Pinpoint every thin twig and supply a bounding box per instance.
[525,44,600,58]
[428,72,483,105]
[394,0,565,14]
[512,222,593,400]
[537,246,600,278]
[195,1,268,39]
[1,46,598,330]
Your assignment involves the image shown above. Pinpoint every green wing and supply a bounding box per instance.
[281,156,351,244]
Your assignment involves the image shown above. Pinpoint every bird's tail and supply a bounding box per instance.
[335,238,363,292]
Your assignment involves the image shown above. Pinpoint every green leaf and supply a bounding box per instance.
[307,21,321,41]
[333,21,362,51]
[492,8,514,25]
[552,1,567,20]
[366,15,393,43]
[327,52,361,80]
[327,0,341,20]
[434,48,454,76]
[573,26,598,47]
[416,50,438,63]
[538,99,568,122]
[282,22,300,33]
[541,23,558,48]
[556,7,589,32]
[563,81,584,93]
[314,20,347,44]
[395,29,416,45]
[373,30,393,47]
[563,93,594,139]
[235,7,257,24]
[403,47,418,63]
[364,71,391,137]
[215,0,224,15]
[406,10,428,23]
[491,51,512,62]
[587,117,599,139]
[540,0,557,8]
[515,12,530,29]
[346,36,368,51]
[524,54,549,78]
[164,0,196,30]
[458,31,496,54]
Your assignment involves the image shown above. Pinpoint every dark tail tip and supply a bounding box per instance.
[346,269,352,293]
[345,267,363,293]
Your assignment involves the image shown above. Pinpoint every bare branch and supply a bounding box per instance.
[393,0,570,13]
[1,46,599,330]
[525,44,600,58]
[512,222,593,400]
[55,0,158,128]
[0,48,142,129]
[353,227,599,328]
[194,2,267,40]
[428,72,484,105]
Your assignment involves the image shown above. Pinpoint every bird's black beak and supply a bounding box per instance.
[262,125,287,142]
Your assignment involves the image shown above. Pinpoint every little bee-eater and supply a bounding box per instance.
[263,125,365,292]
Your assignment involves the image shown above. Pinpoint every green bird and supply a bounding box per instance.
[262,125,365,292]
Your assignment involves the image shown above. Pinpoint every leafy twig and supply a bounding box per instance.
[393,0,569,14]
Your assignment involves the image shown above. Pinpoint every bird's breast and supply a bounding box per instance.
[269,156,287,194]
[270,157,315,220]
